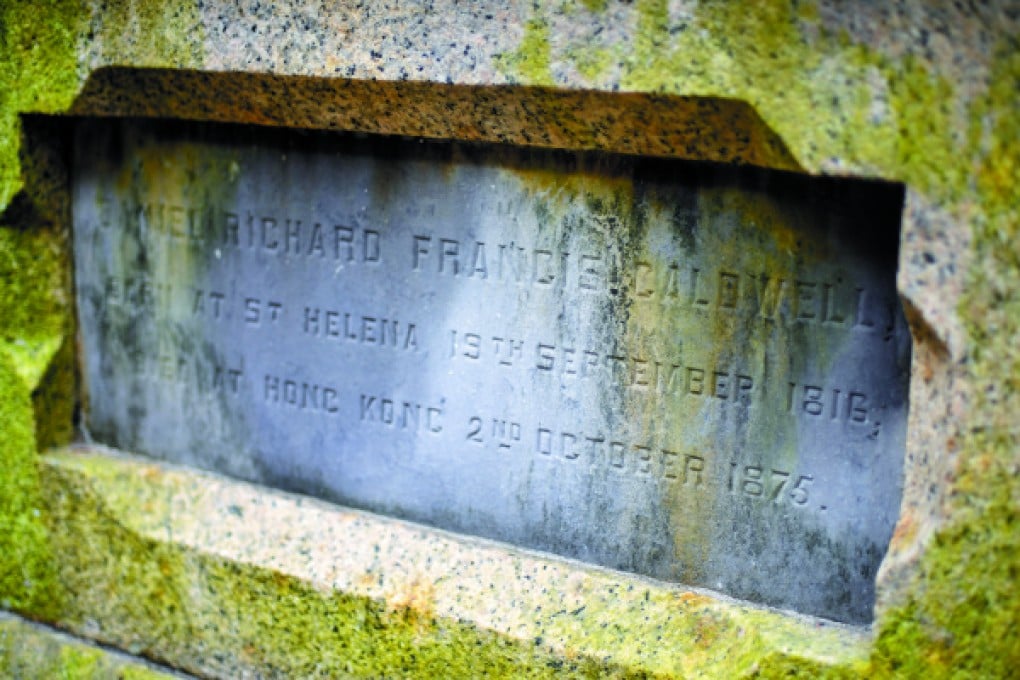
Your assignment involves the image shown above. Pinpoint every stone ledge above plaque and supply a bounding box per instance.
[73,118,910,624]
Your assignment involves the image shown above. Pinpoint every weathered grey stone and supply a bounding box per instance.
[74,118,909,623]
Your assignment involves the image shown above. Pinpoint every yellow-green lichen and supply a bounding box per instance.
[0,0,206,211]
[0,353,61,617]
[36,453,680,678]
[961,39,1020,405]
[43,448,872,678]
[0,0,83,209]
[0,0,1013,675]
[495,18,556,86]
[90,2,206,69]
[869,487,1020,677]
[0,225,67,390]
[497,1,1019,674]
[578,0,608,13]
[867,36,1020,679]
[506,0,976,205]
[567,43,614,83]
[0,613,175,679]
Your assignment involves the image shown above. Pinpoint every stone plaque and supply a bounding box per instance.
[73,119,910,623]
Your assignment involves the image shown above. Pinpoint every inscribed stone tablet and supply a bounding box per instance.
[73,119,910,623]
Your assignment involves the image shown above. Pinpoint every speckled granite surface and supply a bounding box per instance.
[1,0,1017,677]
[70,69,801,169]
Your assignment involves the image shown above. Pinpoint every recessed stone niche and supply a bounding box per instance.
[72,116,909,624]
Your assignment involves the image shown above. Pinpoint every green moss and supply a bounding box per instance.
[0,1,206,210]
[0,614,175,679]
[0,353,61,618]
[866,34,1020,680]
[870,35,1020,680]
[0,221,74,449]
[202,561,625,678]
[36,456,680,678]
[39,449,871,678]
[750,651,861,679]
[0,0,83,209]
[870,486,1020,677]
[31,334,76,451]
[497,2,1019,675]
[516,0,970,206]
[0,225,68,390]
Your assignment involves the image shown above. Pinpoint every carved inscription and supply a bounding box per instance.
[74,120,909,623]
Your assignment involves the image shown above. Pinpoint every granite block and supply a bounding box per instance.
[0,0,1017,676]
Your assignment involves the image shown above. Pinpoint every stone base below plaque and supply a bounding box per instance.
[0,611,182,678]
[24,446,868,678]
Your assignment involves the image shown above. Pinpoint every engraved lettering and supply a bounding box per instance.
[264,374,338,414]
[74,119,909,624]
[360,393,442,433]
[305,307,418,351]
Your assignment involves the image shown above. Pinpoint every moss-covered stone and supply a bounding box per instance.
[500,0,982,202]
[0,613,176,679]
[0,353,61,618]
[0,0,82,209]
[0,222,74,451]
[867,35,1020,679]
[0,224,67,391]
[870,487,1020,677]
[496,2,1020,674]
[36,448,869,678]
[0,0,1017,676]
[495,18,556,86]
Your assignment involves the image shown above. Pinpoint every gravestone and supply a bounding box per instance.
[74,118,909,623]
